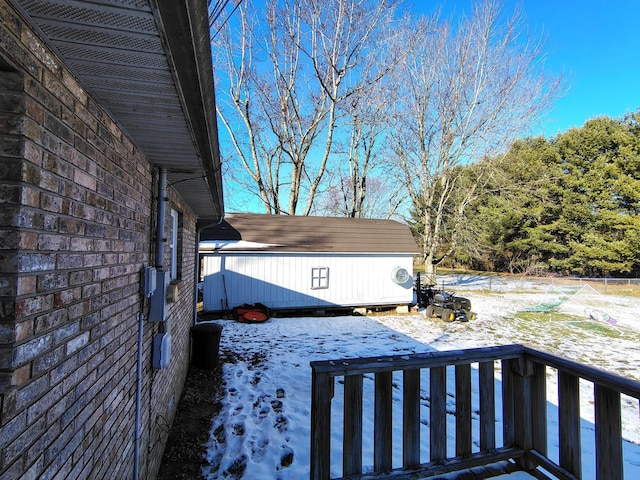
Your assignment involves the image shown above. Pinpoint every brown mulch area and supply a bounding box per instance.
[157,365,224,480]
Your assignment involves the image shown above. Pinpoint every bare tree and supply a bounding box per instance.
[388,0,563,282]
[213,0,402,215]
[321,75,405,218]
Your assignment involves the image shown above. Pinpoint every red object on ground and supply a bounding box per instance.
[240,310,268,322]
[234,303,270,323]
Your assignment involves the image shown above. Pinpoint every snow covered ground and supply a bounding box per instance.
[200,277,640,479]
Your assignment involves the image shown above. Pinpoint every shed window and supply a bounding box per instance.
[311,267,329,289]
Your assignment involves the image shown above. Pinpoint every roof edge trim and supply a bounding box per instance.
[152,0,224,218]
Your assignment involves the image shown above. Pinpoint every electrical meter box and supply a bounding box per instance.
[149,269,170,321]
[142,266,157,298]
[152,333,171,369]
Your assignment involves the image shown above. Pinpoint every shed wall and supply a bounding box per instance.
[202,253,414,310]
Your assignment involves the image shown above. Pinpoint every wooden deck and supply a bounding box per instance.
[310,344,640,480]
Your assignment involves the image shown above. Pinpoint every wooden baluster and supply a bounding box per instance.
[430,366,447,461]
[455,364,472,457]
[501,359,515,446]
[595,385,622,480]
[374,371,393,472]
[558,371,581,477]
[343,374,363,476]
[531,362,548,456]
[479,361,496,451]
[311,371,334,480]
[403,369,421,468]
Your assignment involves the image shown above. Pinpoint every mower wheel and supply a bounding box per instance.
[442,308,455,322]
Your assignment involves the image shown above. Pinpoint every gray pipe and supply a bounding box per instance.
[193,217,225,325]
[193,227,201,326]
[156,168,167,267]
[135,167,167,477]
[134,312,143,479]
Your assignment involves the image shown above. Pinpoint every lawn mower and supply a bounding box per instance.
[415,272,476,322]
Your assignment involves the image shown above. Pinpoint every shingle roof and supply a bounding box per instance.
[200,214,420,254]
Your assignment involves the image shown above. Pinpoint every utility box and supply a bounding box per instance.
[142,266,157,298]
[150,269,170,321]
[152,333,171,369]
[190,323,223,370]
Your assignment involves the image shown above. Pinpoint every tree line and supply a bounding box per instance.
[442,112,640,278]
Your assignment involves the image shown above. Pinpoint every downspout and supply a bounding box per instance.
[193,227,202,326]
[134,312,143,480]
[193,216,225,325]
[156,167,168,267]
[134,167,168,479]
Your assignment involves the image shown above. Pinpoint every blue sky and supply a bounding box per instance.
[417,0,640,137]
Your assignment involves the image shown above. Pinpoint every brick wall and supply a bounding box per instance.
[0,2,198,479]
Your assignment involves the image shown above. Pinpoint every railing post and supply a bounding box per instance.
[403,369,421,468]
[343,374,363,477]
[559,371,581,477]
[311,370,333,480]
[512,357,535,469]
[374,371,393,473]
[595,385,622,480]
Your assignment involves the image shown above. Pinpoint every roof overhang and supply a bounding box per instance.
[10,0,224,220]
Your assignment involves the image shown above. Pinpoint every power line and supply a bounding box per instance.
[208,0,245,39]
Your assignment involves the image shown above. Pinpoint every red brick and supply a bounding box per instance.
[15,320,32,342]
[17,231,38,250]
[15,294,53,318]
[69,236,91,252]
[23,141,43,166]
[37,233,69,251]
[33,309,66,334]
[11,363,31,387]
[53,287,80,308]
[16,276,36,295]
[37,272,68,291]
[73,170,95,191]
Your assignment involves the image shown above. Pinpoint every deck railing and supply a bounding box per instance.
[310,344,640,480]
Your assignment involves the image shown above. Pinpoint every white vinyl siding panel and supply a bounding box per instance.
[202,253,414,311]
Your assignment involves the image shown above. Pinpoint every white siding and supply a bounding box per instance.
[201,252,414,311]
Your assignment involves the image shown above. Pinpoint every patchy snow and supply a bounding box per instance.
[200,279,640,479]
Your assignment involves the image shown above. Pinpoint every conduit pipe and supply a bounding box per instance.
[134,312,143,480]
[156,168,167,267]
[134,167,168,479]
[193,216,224,325]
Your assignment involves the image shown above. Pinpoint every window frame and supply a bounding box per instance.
[311,266,329,290]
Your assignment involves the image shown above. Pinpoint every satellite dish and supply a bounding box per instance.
[391,267,410,285]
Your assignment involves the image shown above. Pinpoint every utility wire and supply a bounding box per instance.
[209,0,245,39]
[208,0,229,29]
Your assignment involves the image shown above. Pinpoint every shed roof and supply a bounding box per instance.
[200,214,420,254]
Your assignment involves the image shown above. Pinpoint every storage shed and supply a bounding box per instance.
[199,214,420,313]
